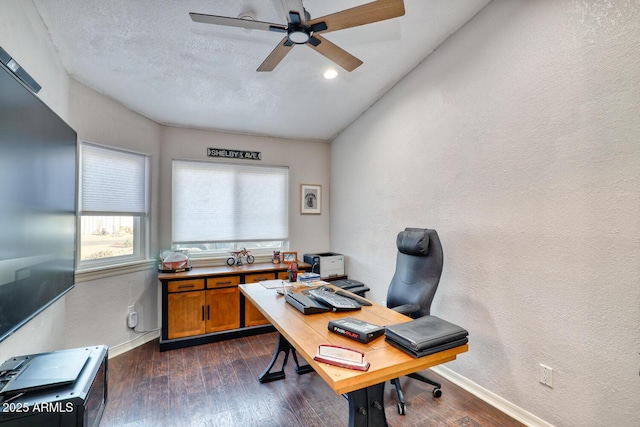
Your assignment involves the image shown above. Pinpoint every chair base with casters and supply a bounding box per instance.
[389,301,443,414]
[391,373,442,415]
[386,227,446,415]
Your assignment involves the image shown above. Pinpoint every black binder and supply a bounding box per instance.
[385,315,468,358]
[386,336,468,358]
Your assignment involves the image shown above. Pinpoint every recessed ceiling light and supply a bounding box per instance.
[323,69,338,80]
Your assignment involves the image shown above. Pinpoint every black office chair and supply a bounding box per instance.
[386,227,444,415]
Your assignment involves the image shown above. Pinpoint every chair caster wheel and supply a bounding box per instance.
[433,387,442,398]
[397,402,406,415]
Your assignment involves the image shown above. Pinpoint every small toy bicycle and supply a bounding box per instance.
[226,248,255,266]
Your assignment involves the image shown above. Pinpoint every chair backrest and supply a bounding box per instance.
[386,228,443,318]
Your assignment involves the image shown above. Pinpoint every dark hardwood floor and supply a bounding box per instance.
[101,333,524,427]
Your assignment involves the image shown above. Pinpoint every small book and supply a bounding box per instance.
[328,317,385,343]
[306,280,331,287]
[385,315,468,352]
[313,344,370,371]
[299,272,321,281]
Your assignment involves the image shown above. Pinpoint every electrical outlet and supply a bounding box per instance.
[127,311,138,329]
[127,305,138,329]
[539,364,553,387]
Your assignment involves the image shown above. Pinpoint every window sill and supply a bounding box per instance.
[189,254,275,268]
[75,259,157,283]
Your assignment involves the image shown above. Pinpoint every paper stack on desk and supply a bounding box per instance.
[299,272,321,281]
[385,315,469,358]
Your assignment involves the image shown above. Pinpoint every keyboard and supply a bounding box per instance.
[306,288,361,312]
[333,289,372,306]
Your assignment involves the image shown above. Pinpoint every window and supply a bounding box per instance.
[172,160,288,257]
[78,142,149,268]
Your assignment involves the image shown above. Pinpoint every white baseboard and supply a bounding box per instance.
[429,365,555,427]
[108,330,160,359]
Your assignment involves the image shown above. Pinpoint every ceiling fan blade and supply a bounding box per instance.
[189,12,286,32]
[307,34,363,72]
[309,0,405,34]
[257,37,294,72]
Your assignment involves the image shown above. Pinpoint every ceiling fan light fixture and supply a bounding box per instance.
[288,29,310,44]
[323,68,338,79]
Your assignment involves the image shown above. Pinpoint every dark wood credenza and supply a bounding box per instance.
[158,262,310,351]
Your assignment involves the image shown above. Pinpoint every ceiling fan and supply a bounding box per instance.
[189,0,405,72]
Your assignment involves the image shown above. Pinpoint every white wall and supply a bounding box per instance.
[0,0,71,362]
[65,80,163,353]
[0,0,68,117]
[0,0,331,362]
[4,0,637,424]
[0,0,164,359]
[159,126,331,258]
[330,1,640,426]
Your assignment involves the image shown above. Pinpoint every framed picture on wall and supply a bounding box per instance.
[301,184,322,214]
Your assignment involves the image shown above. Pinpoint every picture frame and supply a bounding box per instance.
[282,251,298,263]
[301,184,322,215]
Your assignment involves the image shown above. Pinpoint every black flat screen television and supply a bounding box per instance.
[0,60,77,343]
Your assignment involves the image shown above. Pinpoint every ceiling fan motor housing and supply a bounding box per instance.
[288,25,310,44]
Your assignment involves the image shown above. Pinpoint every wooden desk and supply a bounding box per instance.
[240,283,468,427]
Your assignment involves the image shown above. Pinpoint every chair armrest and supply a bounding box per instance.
[390,304,420,316]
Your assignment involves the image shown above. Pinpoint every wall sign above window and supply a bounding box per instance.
[207,147,262,160]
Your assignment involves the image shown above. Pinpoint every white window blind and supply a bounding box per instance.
[79,143,147,215]
[172,160,289,243]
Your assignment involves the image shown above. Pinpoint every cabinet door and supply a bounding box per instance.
[244,272,278,326]
[245,295,270,327]
[206,288,240,333]
[167,291,205,339]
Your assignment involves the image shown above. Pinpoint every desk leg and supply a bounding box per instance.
[347,382,387,427]
[259,333,313,383]
[290,346,313,375]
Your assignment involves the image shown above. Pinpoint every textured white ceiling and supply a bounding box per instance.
[32,0,490,141]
